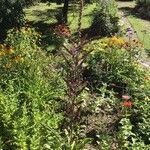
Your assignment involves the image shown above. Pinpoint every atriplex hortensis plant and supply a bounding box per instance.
[54,0,100,126]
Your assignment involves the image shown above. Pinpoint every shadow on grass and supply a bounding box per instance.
[145,49,150,57]
[119,6,150,20]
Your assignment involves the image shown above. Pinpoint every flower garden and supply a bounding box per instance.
[0,0,150,149]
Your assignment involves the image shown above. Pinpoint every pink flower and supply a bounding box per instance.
[122,95,130,100]
[110,83,117,87]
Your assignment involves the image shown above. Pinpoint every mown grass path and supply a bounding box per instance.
[117,1,150,68]
[117,1,150,50]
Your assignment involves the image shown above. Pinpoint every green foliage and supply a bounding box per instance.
[85,37,144,94]
[136,0,150,6]
[96,134,113,150]
[0,27,65,149]
[91,0,119,36]
[0,0,25,40]
[118,117,150,149]
[134,97,150,145]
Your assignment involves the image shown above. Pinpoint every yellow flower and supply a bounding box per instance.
[5,63,12,69]
[5,47,14,54]
[108,36,125,47]
[0,51,5,57]
[0,44,4,49]
[11,55,24,62]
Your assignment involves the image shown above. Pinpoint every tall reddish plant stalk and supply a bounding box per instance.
[54,0,99,125]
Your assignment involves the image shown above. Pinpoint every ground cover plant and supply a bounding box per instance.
[0,0,150,149]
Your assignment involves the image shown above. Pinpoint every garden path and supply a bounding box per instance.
[117,1,150,68]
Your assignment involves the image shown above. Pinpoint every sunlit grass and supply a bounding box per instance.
[127,15,150,50]
[24,2,96,31]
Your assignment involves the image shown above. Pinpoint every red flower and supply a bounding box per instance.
[122,95,130,100]
[122,101,133,107]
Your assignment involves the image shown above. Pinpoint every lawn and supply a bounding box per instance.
[24,2,96,32]
[117,1,150,50]
[127,15,150,50]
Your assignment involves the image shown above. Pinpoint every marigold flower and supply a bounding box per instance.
[11,55,24,62]
[122,95,130,100]
[5,47,14,54]
[144,76,149,80]
[122,101,133,107]
[108,36,125,47]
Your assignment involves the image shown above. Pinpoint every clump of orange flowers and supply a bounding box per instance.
[0,44,24,69]
[108,36,125,47]
[124,39,144,49]
[5,46,14,54]
[11,55,24,62]
[54,24,71,37]
[0,44,14,55]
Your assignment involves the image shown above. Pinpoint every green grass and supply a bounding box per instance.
[24,2,96,32]
[24,2,96,52]
[24,3,62,24]
[117,1,150,50]
[127,15,150,50]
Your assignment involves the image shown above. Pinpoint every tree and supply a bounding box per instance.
[62,0,69,23]
[0,0,25,41]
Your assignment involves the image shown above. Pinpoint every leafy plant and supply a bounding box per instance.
[91,0,119,36]
[0,27,65,149]
[0,0,25,40]
[84,37,144,95]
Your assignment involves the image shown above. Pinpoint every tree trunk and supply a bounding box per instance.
[62,0,69,23]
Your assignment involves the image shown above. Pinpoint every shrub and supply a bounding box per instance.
[133,97,150,145]
[135,0,150,19]
[0,0,25,41]
[136,0,150,6]
[91,0,119,36]
[84,37,145,95]
[0,27,66,149]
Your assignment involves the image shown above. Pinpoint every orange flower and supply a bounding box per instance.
[108,36,125,47]
[5,46,14,54]
[122,95,130,100]
[144,76,149,80]
[11,55,24,62]
[122,101,133,107]
[55,24,71,37]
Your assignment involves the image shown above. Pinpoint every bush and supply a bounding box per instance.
[133,97,150,144]
[91,0,119,36]
[135,0,150,19]
[0,27,66,149]
[0,0,25,41]
[84,37,145,95]
[136,0,150,6]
